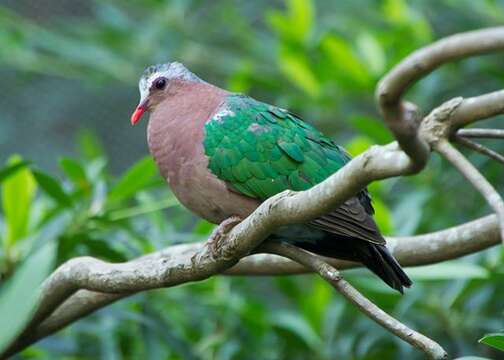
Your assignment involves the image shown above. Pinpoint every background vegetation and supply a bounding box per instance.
[1,0,503,359]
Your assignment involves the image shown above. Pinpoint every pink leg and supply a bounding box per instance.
[207,216,242,257]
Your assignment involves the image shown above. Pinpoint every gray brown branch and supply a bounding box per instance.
[4,211,500,357]
[260,242,448,359]
[376,27,504,167]
[435,141,504,244]
[457,128,504,139]
[454,135,504,164]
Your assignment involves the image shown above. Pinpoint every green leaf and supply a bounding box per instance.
[32,170,72,207]
[78,129,105,161]
[382,0,409,23]
[479,333,504,352]
[0,240,56,353]
[82,238,127,262]
[0,161,30,184]
[287,0,313,41]
[392,189,431,236]
[371,198,393,235]
[406,262,489,281]
[193,220,215,236]
[345,136,373,157]
[267,0,313,43]
[59,157,90,191]
[107,196,179,221]
[356,32,386,76]
[271,311,321,350]
[348,116,393,145]
[278,51,320,97]
[108,157,158,202]
[321,34,371,86]
[299,278,332,329]
[1,156,36,250]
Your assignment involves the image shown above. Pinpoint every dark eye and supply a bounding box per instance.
[153,77,167,90]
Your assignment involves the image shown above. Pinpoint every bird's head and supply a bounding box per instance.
[130,62,202,125]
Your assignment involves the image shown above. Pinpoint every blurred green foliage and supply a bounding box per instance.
[1,0,504,359]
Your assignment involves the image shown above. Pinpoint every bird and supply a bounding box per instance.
[130,62,412,293]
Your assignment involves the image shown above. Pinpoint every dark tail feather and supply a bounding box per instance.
[287,233,412,293]
[361,243,412,294]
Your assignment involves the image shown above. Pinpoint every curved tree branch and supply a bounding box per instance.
[376,27,504,166]
[260,242,448,360]
[450,90,504,128]
[435,141,504,243]
[4,214,500,357]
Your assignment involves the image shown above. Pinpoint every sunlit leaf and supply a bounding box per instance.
[1,156,36,250]
[0,161,30,184]
[288,0,313,41]
[278,51,320,97]
[381,0,432,42]
[345,135,373,157]
[371,198,393,235]
[108,157,158,202]
[356,32,386,76]
[382,0,409,24]
[267,0,313,42]
[0,240,56,353]
[479,333,504,352]
[321,34,371,86]
[193,219,215,236]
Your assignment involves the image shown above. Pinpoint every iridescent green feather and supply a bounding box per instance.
[204,94,350,199]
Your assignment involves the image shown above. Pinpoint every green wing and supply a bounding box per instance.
[203,94,383,244]
[203,94,351,200]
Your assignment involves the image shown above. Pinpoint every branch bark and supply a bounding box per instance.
[435,141,504,243]
[376,27,504,167]
[260,242,448,359]
[454,135,504,164]
[458,128,504,139]
[4,213,500,357]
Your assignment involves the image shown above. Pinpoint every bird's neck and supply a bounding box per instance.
[147,81,228,183]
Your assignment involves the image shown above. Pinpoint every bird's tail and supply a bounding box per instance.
[286,232,412,293]
[359,243,412,294]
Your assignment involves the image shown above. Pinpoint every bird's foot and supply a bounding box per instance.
[208,216,242,259]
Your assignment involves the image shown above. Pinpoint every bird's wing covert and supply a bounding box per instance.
[203,94,383,245]
[203,94,349,199]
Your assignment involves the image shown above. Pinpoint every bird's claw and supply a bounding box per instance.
[208,215,242,259]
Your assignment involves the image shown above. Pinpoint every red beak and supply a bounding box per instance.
[131,100,149,125]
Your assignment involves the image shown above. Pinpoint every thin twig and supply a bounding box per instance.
[435,140,504,244]
[457,128,504,139]
[454,136,504,165]
[259,242,448,360]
